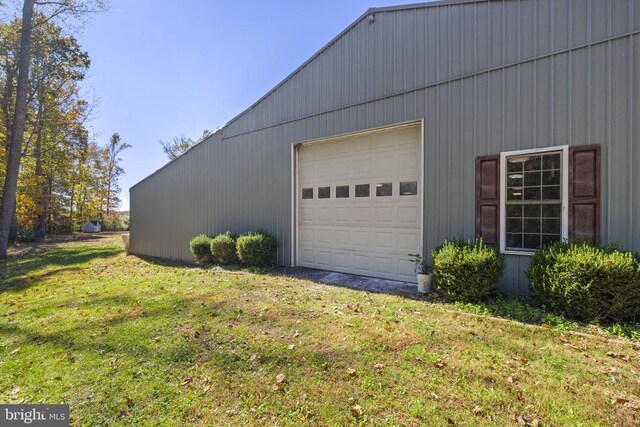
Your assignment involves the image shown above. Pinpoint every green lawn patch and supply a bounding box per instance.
[0,235,638,426]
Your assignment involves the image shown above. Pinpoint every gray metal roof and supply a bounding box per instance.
[132,0,496,190]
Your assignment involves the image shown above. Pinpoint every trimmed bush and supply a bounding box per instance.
[236,231,279,267]
[432,238,505,302]
[210,232,238,265]
[189,234,213,264]
[527,241,640,323]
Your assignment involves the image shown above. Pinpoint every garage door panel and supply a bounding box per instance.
[352,207,371,222]
[316,229,333,243]
[398,259,416,276]
[373,231,395,248]
[398,206,420,223]
[298,124,421,283]
[351,230,371,246]
[397,232,420,250]
[374,207,394,223]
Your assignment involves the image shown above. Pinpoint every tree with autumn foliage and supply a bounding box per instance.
[0,1,130,249]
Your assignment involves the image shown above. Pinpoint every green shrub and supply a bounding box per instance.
[236,230,279,267]
[527,241,640,323]
[432,238,505,302]
[189,234,213,264]
[210,232,238,265]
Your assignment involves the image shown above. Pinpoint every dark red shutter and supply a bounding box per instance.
[568,145,601,244]
[476,155,500,246]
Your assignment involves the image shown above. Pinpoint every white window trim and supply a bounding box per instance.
[499,145,569,255]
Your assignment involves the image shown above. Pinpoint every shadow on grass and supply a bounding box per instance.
[0,245,122,292]
[131,254,196,269]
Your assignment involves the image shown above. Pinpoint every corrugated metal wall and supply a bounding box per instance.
[130,0,640,295]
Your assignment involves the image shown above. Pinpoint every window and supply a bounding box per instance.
[318,186,330,199]
[500,146,568,253]
[355,184,370,197]
[301,188,313,199]
[376,183,392,197]
[400,181,418,196]
[336,185,349,198]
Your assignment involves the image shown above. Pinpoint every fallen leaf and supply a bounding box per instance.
[513,413,527,425]
[181,377,192,386]
[275,373,286,384]
[125,397,134,407]
[507,375,517,384]
[373,363,384,373]
[288,344,295,350]
[472,406,484,416]
[351,404,363,417]
[347,368,357,376]
[616,397,629,405]
[433,360,446,370]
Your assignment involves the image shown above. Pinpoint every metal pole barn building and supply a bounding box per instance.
[130,0,640,295]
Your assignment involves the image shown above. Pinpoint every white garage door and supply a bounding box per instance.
[297,124,421,282]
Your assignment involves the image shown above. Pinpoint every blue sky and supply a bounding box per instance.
[79,0,420,210]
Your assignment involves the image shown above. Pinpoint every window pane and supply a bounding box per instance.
[543,153,561,170]
[542,204,561,218]
[507,158,523,173]
[506,218,523,233]
[507,188,523,201]
[523,187,541,200]
[543,170,561,185]
[542,218,560,234]
[318,186,330,199]
[524,204,541,218]
[524,233,541,249]
[542,186,560,200]
[523,155,541,171]
[355,184,370,197]
[507,174,523,187]
[400,181,418,196]
[524,218,541,233]
[506,205,522,218]
[376,183,392,197]
[301,188,313,199]
[524,171,541,186]
[336,185,349,198]
[506,233,523,249]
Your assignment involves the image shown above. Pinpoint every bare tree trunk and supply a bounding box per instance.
[0,0,35,258]
[34,130,46,240]
[8,209,17,241]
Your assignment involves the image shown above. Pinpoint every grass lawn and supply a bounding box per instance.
[1,234,639,426]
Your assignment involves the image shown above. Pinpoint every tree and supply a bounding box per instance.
[0,0,106,256]
[0,0,35,256]
[159,134,193,160]
[159,129,211,160]
[102,132,130,218]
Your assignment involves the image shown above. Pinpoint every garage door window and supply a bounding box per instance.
[318,186,331,199]
[376,183,392,196]
[355,184,370,197]
[400,181,418,196]
[336,185,349,198]
[301,188,313,199]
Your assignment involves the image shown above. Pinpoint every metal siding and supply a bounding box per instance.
[130,0,640,295]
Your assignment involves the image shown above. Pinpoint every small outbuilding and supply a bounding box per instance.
[82,221,101,233]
